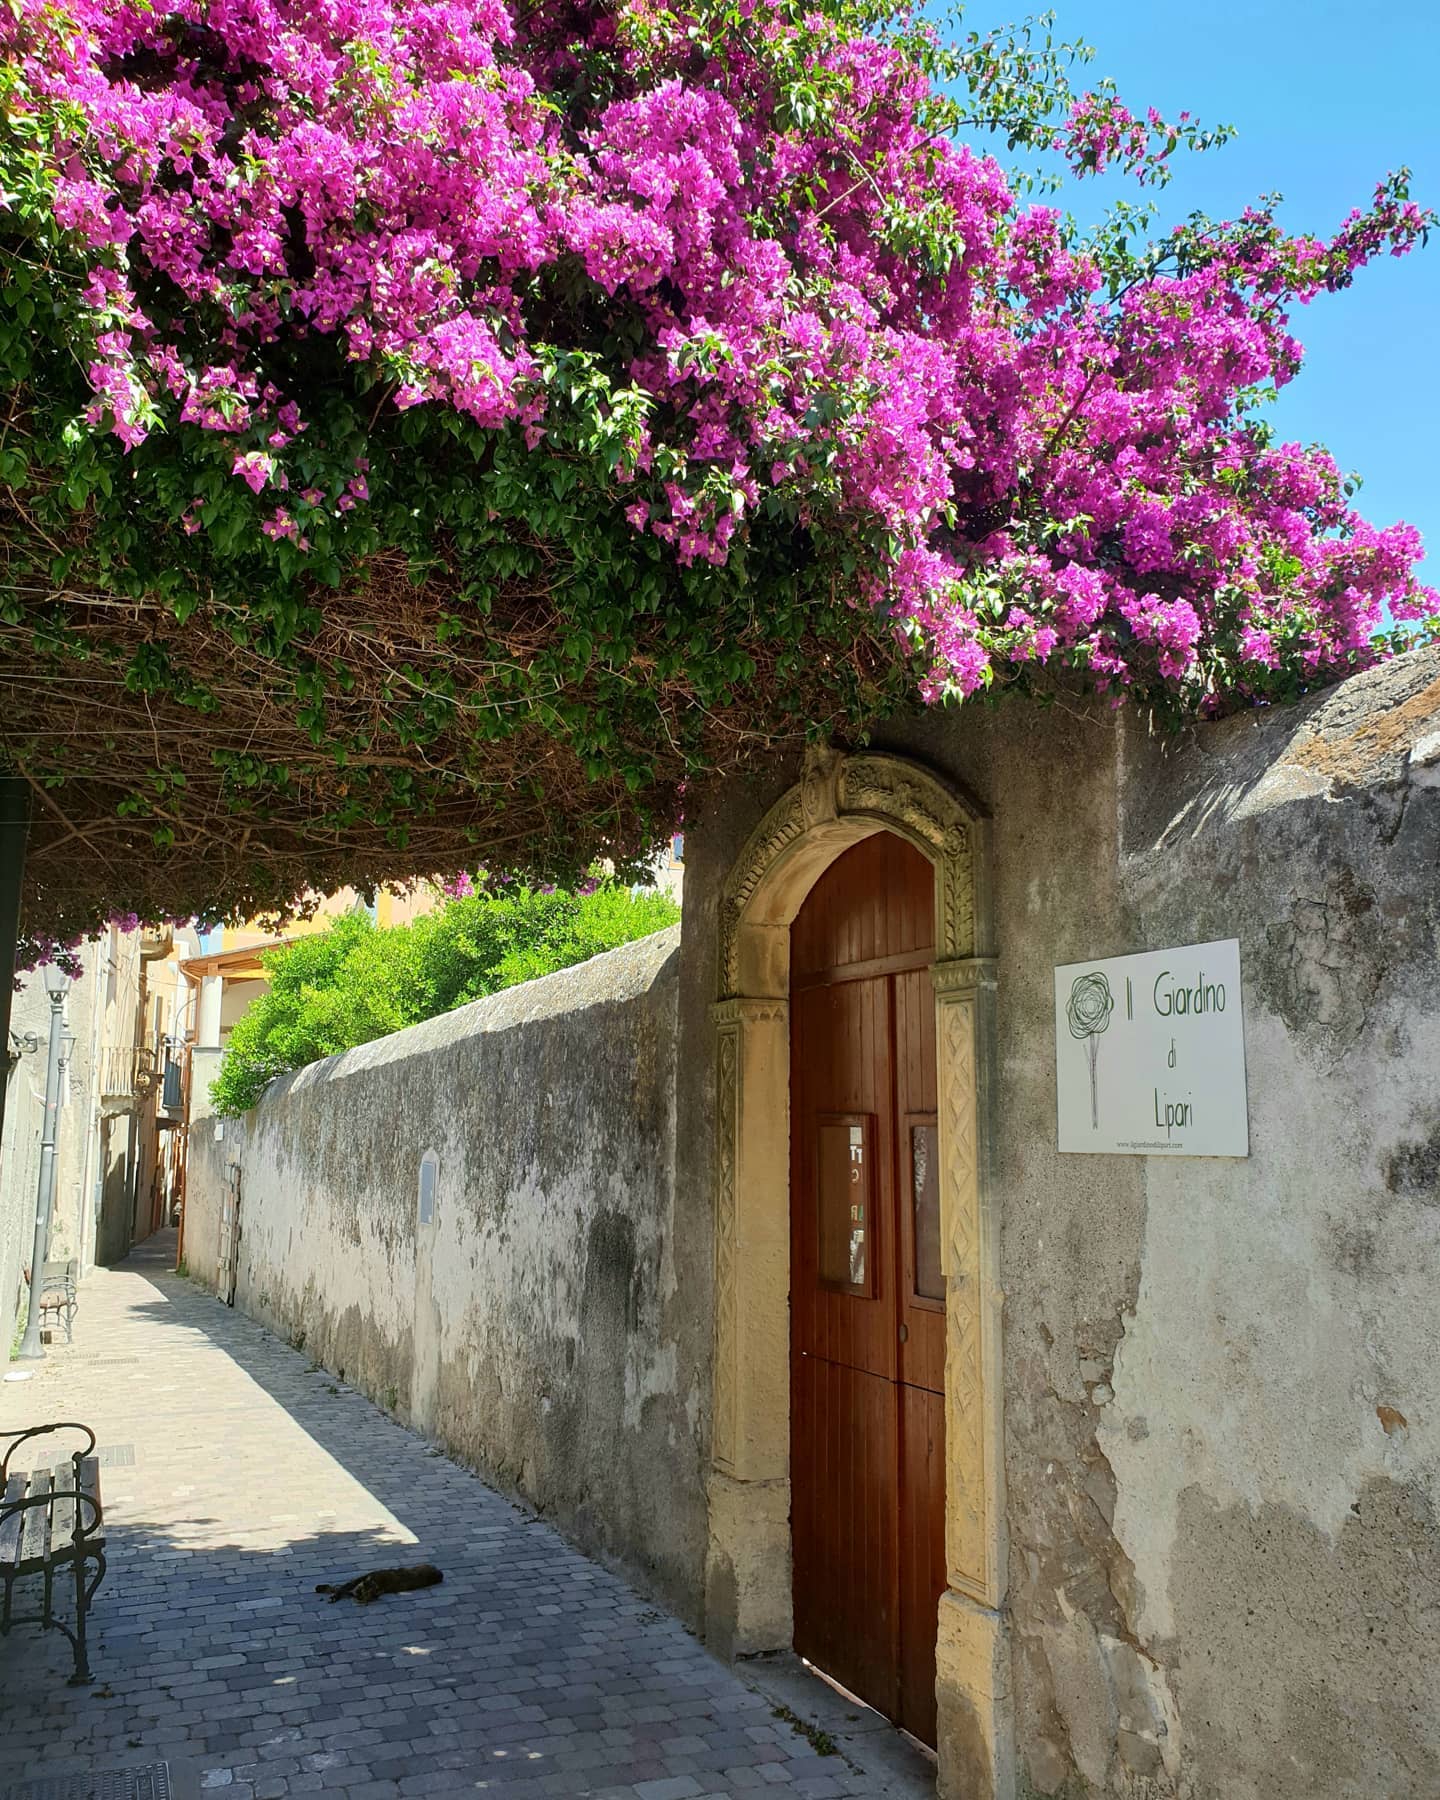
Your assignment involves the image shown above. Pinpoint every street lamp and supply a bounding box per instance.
[14,963,73,1362]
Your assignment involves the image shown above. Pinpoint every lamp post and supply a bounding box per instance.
[14,963,72,1362]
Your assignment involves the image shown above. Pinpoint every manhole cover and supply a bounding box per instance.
[97,1444,136,1468]
[0,1764,172,1800]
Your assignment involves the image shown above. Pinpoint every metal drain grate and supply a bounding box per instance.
[97,1444,136,1467]
[0,1764,172,1800]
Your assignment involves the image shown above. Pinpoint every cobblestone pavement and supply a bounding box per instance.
[1,1234,925,1799]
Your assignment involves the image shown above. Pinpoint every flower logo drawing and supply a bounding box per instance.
[1067,971,1114,1130]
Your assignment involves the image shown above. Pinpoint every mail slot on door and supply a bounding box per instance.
[817,1113,874,1297]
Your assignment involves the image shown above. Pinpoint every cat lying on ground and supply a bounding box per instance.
[315,1563,444,1603]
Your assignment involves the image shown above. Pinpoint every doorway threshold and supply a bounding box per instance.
[738,1650,938,1799]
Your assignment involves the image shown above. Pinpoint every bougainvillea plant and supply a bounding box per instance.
[0,0,1434,959]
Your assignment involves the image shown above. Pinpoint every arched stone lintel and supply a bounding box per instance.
[719,750,985,999]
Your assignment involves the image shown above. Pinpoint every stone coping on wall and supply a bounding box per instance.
[1126,642,1440,851]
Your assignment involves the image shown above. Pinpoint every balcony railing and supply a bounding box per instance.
[98,1044,160,1104]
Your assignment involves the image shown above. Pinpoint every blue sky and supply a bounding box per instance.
[987,0,1438,588]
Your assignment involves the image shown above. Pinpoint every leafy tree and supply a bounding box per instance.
[1,0,1434,964]
[208,880,681,1115]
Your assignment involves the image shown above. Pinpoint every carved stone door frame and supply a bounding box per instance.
[707,749,1012,1800]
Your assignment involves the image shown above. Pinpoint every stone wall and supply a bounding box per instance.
[1090,654,1440,1800]
[675,644,1440,1800]
[183,926,710,1623]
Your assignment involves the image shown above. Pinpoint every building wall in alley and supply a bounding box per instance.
[194,880,446,978]
[1,951,100,1351]
[184,926,709,1623]
[3,919,211,1355]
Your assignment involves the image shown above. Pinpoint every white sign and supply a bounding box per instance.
[417,1150,439,1226]
[1054,939,1248,1156]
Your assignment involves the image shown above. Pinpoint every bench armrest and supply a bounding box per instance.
[0,1487,102,1534]
[0,1424,96,1486]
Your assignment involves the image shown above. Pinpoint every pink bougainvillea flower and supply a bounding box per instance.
[0,0,1433,730]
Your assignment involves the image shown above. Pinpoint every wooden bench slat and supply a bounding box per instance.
[18,1470,52,1568]
[77,1458,102,1537]
[0,1473,26,1571]
[50,1462,76,1550]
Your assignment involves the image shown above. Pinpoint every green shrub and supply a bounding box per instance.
[208,882,679,1115]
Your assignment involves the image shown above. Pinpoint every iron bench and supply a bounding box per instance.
[0,1422,106,1683]
[39,1258,79,1343]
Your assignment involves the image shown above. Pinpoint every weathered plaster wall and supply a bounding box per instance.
[1085,651,1440,1800]
[677,646,1440,1800]
[184,927,711,1623]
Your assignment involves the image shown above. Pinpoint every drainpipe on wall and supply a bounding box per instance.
[174,1048,191,1275]
[176,971,225,1274]
[170,972,197,1272]
[196,974,222,1049]
[79,939,106,1275]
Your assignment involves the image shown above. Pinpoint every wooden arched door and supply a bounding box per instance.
[790,833,946,1746]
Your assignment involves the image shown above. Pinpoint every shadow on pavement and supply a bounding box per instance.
[0,1234,903,1798]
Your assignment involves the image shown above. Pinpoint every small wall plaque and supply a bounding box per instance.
[417,1150,439,1226]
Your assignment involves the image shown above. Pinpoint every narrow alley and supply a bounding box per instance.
[0,1238,918,1800]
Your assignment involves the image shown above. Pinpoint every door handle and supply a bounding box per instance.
[898,1323,909,1343]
